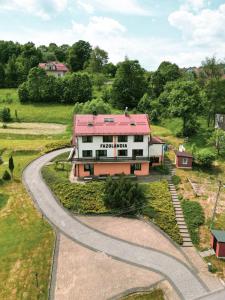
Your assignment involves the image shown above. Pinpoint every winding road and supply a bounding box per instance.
[23,148,225,300]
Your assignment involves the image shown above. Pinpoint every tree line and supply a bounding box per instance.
[0,40,117,88]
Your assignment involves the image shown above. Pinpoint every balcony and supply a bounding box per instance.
[72,156,150,162]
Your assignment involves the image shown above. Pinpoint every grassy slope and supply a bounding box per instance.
[0,88,73,124]
[0,88,74,299]
[121,289,164,300]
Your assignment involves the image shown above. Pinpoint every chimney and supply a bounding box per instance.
[124,107,128,116]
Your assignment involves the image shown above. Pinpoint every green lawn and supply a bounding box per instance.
[0,149,54,299]
[121,289,164,300]
[0,88,74,124]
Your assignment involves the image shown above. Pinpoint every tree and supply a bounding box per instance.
[5,55,19,87]
[111,59,147,109]
[148,61,181,97]
[137,93,161,123]
[104,175,146,214]
[205,79,225,127]
[25,67,48,102]
[195,149,216,168]
[160,80,205,136]
[9,156,14,178]
[0,107,11,122]
[2,170,11,181]
[92,73,107,91]
[103,62,117,77]
[0,63,5,87]
[201,56,224,80]
[61,73,92,104]
[74,98,111,115]
[67,40,92,72]
[87,46,108,73]
[210,129,225,155]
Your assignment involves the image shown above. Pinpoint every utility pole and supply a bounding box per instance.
[210,180,223,229]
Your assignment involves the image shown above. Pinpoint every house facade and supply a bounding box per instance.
[72,114,164,178]
[39,61,68,77]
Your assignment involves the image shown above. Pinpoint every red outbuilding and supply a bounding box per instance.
[175,151,193,169]
[211,230,225,258]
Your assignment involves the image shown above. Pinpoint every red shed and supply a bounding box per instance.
[175,151,193,169]
[211,230,225,258]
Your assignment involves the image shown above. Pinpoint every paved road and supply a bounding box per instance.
[22,148,224,300]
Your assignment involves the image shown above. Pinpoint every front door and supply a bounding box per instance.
[213,237,217,252]
[89,164,94,176]
[130,164,135,175]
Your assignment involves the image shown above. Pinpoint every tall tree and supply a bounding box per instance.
[5,55,19,87]
[9,156,14,179]
[111,59,147,109]
[87,46,108,73]
[0,63,5,87]
[160,80,205,136]
[67,40,92,72]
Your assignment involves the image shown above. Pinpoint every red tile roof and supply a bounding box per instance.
[150,136,164,144]
[73,114,150,137]
[175,151,193,158]
[39,61,68,72]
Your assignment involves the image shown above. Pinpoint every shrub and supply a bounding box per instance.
[181,200,205,245]
[41,140,71,154]
[195,149,216,168]
[0,107,11,122]
[143,181,182,244]
[2,170,11,181]
[104,175,146,214]
[172,175,181,185]
[152,165,170,175]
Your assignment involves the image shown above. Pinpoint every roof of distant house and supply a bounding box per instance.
[211,230,225,243]
[73,114,150,136]
[175,151,193,158]
[150,136,164,144]
[39,61,68,72]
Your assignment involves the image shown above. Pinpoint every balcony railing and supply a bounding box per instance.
[72,156,150,162]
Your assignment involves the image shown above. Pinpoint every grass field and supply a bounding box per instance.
[0,88,74,124]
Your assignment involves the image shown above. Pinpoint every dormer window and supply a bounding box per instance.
[104,118,114,123]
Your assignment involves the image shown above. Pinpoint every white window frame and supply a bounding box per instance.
[182,158,188,165]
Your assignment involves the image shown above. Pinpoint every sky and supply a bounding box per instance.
[0,0,225,70]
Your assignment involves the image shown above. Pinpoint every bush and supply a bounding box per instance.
[2,170,11,181]
[195,149,216,168]
[172,175,181,185]
[104,175,146,215]
[73,98,111,115]
[152,165,170,175]
[42,166,107,214]
[181,200,205,245]
[0,107,11,122]
[143,181,182,244]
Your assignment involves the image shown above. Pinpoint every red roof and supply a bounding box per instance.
[39,61,68,72]
[73,114,150,137]
[175,151,193,158]
[150,136,164,144]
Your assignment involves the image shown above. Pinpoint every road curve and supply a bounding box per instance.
[22,148,213,300]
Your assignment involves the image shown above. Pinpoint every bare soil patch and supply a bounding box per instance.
[0,122,66,135]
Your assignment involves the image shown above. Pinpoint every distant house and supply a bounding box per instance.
[39,61,68,78]
[215,114,225,130]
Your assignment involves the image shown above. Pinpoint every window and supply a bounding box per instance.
[82,150,92,157]
[84,164,91,171]
[132,163,142,170]
[82,136,93,143]
[132,149,143,157]
[134,135,143,142]
[96,150,107,157]
[150,157,160,163]
[118,135,128,142]
[182,158,188,165]
[118,150,128,156]
[104,118,114,123]
[103,136,113,143]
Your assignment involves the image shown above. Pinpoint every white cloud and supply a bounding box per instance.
[168,3,225,47]
[76,0,151,16]
[182,0,207,12]
[0,0,68,20]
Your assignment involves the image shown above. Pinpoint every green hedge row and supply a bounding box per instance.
[143,180,182,244]
[181,199,205,245]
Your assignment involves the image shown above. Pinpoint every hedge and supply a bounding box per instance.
[181,199,205,245]
[143,181,182,244]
